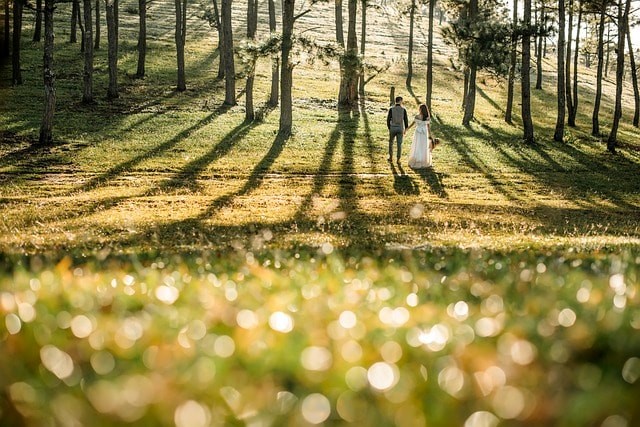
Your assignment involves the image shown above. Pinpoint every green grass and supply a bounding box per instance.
[1,1,640,425]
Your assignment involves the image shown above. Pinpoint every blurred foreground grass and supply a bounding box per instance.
[1,247,639,426]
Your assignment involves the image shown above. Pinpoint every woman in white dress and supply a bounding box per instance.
[406,104,433,169]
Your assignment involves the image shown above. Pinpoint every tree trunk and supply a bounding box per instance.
[535,0,543,90]
[245,0,257,121]
[39,0,55,145]
[94,0,100,49]
[279,0,294,135]
[604,20,610,78]
[553,0,565,141]
[33,0,42,42]
[406,0,415,87]
[627,21,639,127]
[175,0,187,91]
[462,0,477,125]
[135,0,146,77]
[267,0,278,106]
[338,0,358,108]
[82,0,93,103]
[77,0,85,52]
[12,0,22,85]
[505,0,517,123]
[592,2,606,136]
[221,0,235,105]
[462,67,468,110]
[335,0,344,48]
[522,0,535,144]
[569,1,581,125]
[426,0,435,110]
[3,0,9,57]
[71,0,78,43]
[212,0,224,79]
[358,0,365,96]
[564,0,573,126]
[606,0,630,152]
[106,0,118,99]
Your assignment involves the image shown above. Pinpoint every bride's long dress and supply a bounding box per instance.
[408,117,432,169]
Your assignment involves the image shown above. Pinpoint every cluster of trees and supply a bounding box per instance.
[1,0,638,151]
[441,0,639,151]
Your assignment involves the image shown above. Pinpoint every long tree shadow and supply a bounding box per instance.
[416,167,448,198]
[391,161,420,195]
[361,106,390,195]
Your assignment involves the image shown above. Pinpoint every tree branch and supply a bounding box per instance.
[293,9,311,22]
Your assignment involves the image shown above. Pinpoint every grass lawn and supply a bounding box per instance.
[1,1,640,425]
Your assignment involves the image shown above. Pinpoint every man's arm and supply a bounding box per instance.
[403,109,409,129]
[387,109,392,129]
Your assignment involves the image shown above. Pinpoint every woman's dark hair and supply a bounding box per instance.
[419,104,430,119]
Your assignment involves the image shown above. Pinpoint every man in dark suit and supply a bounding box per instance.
[387,96,409,163]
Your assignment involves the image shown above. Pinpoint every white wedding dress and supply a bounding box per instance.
[408,116,432,169]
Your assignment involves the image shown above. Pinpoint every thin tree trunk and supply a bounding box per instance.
[462,0,477,125]
[627,21,639,127]
[426,0,435,110]
[592,2,606,136]
[535,0,543,89]
[77,0,85,52]
[135,0,146,77]
[3,0,9,57]
[33,0,42,41]
[406,0,415,87]
[39,0,55,145]
[335,0,344,48]
[569,1,581,125]
[462,67,468,110]
[607,0,630,152]
[358,0,365,96]
[522,0,535,144]
[565,0,573,126]
[12,0,22,85]
[212,0,224,79]
[106,0,118,99]
[175,0,186,91]
[245,0,257,121]
[221,0,235,105]
[505,0,518,123]
[82,0,93,103]
[94,0,100,49]
[553,0,565,141]
[71,0,78,43]
[267,0,278,106]
[604,20,610,78]
[338,0,358,108]
[279,0,294,135]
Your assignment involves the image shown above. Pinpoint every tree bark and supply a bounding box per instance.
[77,0,85,52]
[267,0,278,106]
[535,0,543,90]
[569,1,581,125]
[71,0,79,43]
[135,0,146,77]
[39,0,55,145]
[94,0,100,49]
[338,0,358,108]
[592,1,606,136]
[505,0,517,123]
[522,0,535,144]
[564,0,573,127]
[627,21,639,127]
[245,0,257,121]
[175,0,187,91]
[3,0,9,57]
[221,0,235,105]
[33,0,42,42]
[279,0,295,135]
[462,67,468,110]
[106,0,118,99]
[212,0,224,79]
[406,0,415,87]
[358,0,365,96]
[462,0,477,125]
[12,0,22,85]
[426,0,435,110]
[82,0,93,103]
[604,20,610,78]
[335,0,344,48]
[606,0,630,152]
[553,0,565,141]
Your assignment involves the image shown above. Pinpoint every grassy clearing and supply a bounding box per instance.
[1,1,640,425]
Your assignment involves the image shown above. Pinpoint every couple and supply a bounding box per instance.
[387,96,436,169]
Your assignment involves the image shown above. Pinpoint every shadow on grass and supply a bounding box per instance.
[390,161,420,195]
[416,167,448,198]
